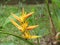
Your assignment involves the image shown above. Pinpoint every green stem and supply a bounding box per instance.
[52,2,58,19]
[45,0,56,36]
[0,31,34,45]
[37,38,40,45]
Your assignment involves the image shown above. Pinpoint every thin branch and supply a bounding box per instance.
[45,0,56,36]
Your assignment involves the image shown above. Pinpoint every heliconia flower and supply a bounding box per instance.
[11,8,34,23]
[28,35,40,39]
[22,8,25,16]
[27,25,39,30]
[10,18,29,32]
[22,32,40,39]
[21,22,28,30]
[24,12,34,19]
[10,19,24,32]
[19,12,34,23]
[10,8,40,39]
[11,13,21,22]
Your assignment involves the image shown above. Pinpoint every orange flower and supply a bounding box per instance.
[22,32,40,39]
[11,13,21,22]
[27,25,39,30]
[11,8,34,23]
[10,19,24,32]
[21,22,28,30]
[10,8,40,39]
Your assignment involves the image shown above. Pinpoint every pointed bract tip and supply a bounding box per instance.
[27,25,39,30]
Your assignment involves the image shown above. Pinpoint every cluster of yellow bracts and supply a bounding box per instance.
[10,8,40,39]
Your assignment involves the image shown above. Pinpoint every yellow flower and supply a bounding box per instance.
[22,8,25,16]
[10,19,38,32]
[11,13,21,23]
[11,8,34,23]
[10,8,40,39]
[21,22,28,30]
[27,25,39,30]
[10,19,29,32]
[22,32,40,39]
[10,19,24,32]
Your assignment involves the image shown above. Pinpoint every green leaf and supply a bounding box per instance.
[0,31,34,45]
[52,0,60,8]
[0,42,15,45]
[3,13,20,27]
[3,15,13,27]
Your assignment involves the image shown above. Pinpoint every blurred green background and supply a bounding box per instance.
[0,0,60,45]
